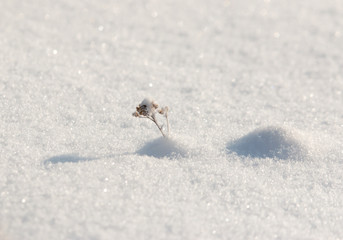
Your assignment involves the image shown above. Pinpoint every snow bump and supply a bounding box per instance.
[136,137,187,158]
[227,126,308,160]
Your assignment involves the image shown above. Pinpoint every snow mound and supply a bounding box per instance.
[227,126,308,160]
[137,137,187,158]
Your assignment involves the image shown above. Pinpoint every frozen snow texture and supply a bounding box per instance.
[228,126,307,160]
[137,137,187,158]
[1,0,343,239]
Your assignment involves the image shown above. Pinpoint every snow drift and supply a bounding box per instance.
[137,137,187,158]
[227,126,308,160]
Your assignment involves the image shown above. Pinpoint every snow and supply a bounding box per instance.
[228,126,308,160]
[136,137,187,158]
[1,0,343,239]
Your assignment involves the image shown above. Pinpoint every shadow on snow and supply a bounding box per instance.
[44,154,99,165]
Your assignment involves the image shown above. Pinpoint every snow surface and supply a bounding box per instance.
[1,0,343,239]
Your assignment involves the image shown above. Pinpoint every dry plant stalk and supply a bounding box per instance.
[132,98,170,137]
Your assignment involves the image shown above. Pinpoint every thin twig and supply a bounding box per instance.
[151,115,166,138]
[165,112,170,136]
[138,115,166,137]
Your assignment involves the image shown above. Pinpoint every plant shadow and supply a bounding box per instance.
[44,154,99,165]
[43,152,132,166]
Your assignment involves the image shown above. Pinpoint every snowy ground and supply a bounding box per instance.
[1,0,343,239]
